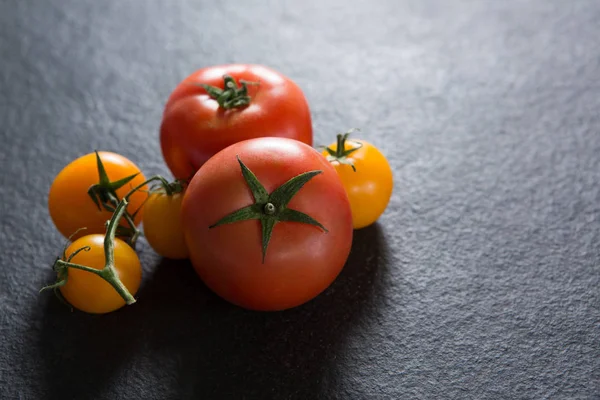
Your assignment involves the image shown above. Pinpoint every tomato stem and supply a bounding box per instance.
[55,260,101,275]
[101,196,136,304]
[97,175,181,303]
[321,129,363,172]
[194,74,259,110]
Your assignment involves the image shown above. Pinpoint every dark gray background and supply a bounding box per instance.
[1,1,599,399]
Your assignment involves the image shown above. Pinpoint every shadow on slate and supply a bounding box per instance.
[37,223,391,400]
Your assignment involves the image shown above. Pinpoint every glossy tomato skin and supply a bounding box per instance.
[143,192,189,259]
[60,234,142,314]
[48,152,148,240]
[160,64,313,180]
[323,139,393,229]
[181,137,353,311]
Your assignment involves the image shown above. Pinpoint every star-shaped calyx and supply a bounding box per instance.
[209,156,328,262]
[87,151,140,213]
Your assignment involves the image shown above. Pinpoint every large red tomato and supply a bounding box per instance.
[160,64,313,180]
[181,137,353,311]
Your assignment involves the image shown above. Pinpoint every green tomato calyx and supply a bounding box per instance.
[195,74,259,110]
[149,178,187,196]
[322,129,363,172]
[87,151,143,246]
[209,156,328,263]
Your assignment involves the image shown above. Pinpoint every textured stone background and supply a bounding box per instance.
[1,1,599,399]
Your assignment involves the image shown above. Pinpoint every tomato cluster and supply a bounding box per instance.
[42,64,393,314]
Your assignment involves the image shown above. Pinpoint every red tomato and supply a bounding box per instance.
[160,64,313,180]
[181,137,353,311]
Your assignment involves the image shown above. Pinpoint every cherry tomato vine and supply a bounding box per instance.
[42,154,184,310]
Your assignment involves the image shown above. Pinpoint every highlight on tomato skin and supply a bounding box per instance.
[321,131,393,230]
[47,151,148,241]
[160,64,313,180]
[181,137,354,311]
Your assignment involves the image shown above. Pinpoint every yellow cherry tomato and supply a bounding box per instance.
[322,133,393,229]
[48,151,148,241]
[60,234,142,314]
[142,191,189,259]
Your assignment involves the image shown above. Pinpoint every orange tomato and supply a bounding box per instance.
[142,191,189,259]
[322,135,393,229]
[48,151,148,240]
[60,234,142,314]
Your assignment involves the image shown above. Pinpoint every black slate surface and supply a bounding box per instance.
[1,1,599,399]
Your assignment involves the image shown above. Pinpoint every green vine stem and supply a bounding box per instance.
[43,174,184,306]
